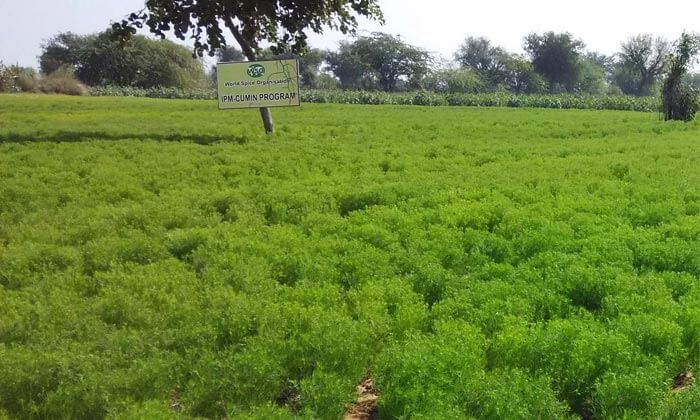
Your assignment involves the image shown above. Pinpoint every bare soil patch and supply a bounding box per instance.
[344,378,379,420]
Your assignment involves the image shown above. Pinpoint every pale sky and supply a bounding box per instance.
[1,0,699,69]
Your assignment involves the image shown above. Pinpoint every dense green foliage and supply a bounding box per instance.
[17,26,700,101]
[114,0,383,58]
[40,30,209,89]
[523,32,586,93]
[326,33,431,91]
[1,95,699,419]
[454,37,546,94]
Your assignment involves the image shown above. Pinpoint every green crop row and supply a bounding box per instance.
[89,85,217,100]
[302,90,661,112]
[87,85,660,112]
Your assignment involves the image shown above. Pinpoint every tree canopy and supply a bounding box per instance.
[455,37,510,86]
[614,34,670,96]
[662,32,700,121]
[216,46,246,63]
[326,33,431,91]
[40,29,208,88]
[454,37,547,93]
[523,32,585,93]
[114,0,383,59]
[37,10,689,101]
[39,32,88,76]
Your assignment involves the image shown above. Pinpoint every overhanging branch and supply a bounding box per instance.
[223,17,256,61]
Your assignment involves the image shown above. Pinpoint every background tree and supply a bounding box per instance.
[662,32,700,121]
[502,56,547,94]
[576,57,607,94]
[423,67,484,94]
[453,37,552,93]
[454,37,510,88]
[326,33,431,91]
[39,32,93,76]
[586,52,616,85]
[40,29,208,88]
[298,49,326,89]
[217,46,246,63]
[523,32,585,93]
[614,34,670,96]
[115,0,384,133]
[325,44,376,90]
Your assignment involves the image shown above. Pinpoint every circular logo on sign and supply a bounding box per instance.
[247,64,265,78]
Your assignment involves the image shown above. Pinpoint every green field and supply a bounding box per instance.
[1,94,700,419]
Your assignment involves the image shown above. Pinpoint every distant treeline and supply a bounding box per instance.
[2,29,699,98]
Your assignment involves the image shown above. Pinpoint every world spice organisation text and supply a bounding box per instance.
[216,59,300,109]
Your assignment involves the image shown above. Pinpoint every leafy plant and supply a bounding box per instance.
[662,32,700,121]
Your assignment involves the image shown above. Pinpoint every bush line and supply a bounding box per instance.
[88,86,661,112]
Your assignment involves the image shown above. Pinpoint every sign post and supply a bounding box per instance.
[216,59,301,110]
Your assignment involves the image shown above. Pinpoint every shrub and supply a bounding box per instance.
[38,68,87,96]
[0,64,39,92]
[15,69,39,92]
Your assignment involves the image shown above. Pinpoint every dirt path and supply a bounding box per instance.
[344,378,379,420]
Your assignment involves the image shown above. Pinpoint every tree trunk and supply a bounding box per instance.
[225,19,275,134]
[259,107,274,133]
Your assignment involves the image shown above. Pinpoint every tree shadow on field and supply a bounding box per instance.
[0,130,249,145]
